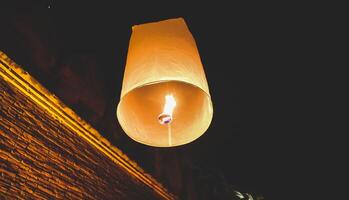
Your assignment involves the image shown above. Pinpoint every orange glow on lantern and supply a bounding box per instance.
[116,18,213,147]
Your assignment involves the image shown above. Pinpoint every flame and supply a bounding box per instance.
[158,94,176,125]
[163,94,176,116]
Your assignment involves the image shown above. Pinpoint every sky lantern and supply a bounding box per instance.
[117,18,213,147]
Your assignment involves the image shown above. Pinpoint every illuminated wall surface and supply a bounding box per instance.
[0,52,175,199]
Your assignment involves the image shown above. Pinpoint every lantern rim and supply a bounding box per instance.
[120,79,211,100]
[116,80,213,147]
[119,122,212,147]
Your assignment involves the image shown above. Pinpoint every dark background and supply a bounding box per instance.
[1,1,322,199]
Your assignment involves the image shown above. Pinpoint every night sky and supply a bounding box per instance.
[1,1,318,199]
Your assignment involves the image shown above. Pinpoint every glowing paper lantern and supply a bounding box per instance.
[117,18,213,147]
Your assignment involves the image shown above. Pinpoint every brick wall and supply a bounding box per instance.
[0,53,174,200]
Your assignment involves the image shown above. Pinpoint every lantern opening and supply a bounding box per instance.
[158,94,176,125]
[117,81,212,147]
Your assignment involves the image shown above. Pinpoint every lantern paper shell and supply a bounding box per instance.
[117,18,213,147]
